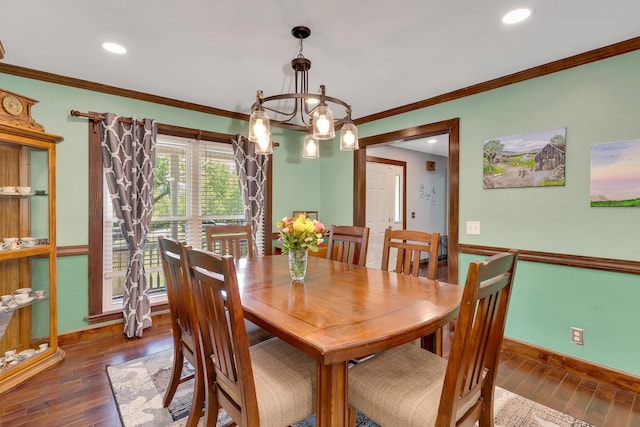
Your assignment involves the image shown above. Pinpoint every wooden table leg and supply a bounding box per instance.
[420,328,443,355]
[316,361,349,427]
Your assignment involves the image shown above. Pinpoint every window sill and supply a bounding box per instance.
[85,302,169,324]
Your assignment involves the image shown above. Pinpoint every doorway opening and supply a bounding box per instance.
[353,118,460,284]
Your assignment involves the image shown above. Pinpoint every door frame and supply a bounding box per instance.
[353,118,460,283]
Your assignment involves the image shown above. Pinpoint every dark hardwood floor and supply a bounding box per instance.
[0,325,174,427]
[2,322,639,426]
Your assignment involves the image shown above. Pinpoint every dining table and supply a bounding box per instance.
[235,254,463,427]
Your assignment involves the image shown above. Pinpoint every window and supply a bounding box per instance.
[394,173,401,222]
[88,123,272,321]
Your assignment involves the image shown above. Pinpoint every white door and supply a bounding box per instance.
[366,161,404,269]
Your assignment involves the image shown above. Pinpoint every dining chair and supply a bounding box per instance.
[182,247,317,427]
[157,236,204,427]
[326,225,370,266]
[205,223,254,259]
[381,228,441,280]
[205,223,274,345]
[381,228,444,352]
[348,249,519,427]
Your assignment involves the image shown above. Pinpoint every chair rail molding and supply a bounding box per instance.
[459,244,640,275]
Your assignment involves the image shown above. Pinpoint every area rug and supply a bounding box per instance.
[107,348,594,427]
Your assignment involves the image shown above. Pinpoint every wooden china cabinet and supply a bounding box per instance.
[0,89,65,393]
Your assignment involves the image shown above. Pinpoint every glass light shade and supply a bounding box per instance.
[340,121,359,150]
[303,134,319,159]
[249,109,271,143]
[312,104,335,140]
[254,133,273,155]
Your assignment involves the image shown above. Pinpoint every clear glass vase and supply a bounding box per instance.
[288,249,309,281]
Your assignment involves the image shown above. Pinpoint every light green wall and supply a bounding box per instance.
[2,49,639,375]
[270,127,322,223]
[358,52,640,259]
[460,254,640,375]
[318,142,355,227]
[353,51,640,375]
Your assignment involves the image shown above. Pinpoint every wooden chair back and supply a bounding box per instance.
[326,225,370,266]
[381,229,440,279]
[438,250,518,426]
[157,236,204,425]
[206,224,254,259]
[183,247,259,426]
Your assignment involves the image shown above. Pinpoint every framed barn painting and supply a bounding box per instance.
[483,127,566,189]
[590,139,640,207]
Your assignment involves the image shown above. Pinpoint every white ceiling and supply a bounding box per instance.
[1,1,639,127]
[391,134,450,157]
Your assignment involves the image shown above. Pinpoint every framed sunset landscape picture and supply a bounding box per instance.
[590,139,640,207]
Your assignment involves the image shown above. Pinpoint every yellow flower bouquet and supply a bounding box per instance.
[277,214,327,254]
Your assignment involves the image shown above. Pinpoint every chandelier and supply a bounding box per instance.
[248,26,358,158]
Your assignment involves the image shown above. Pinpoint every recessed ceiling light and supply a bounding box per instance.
[102,42,126,54]
[427,139,437,144]
[502,8,532,24]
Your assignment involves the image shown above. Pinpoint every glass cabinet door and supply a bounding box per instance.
[0,134,61,388]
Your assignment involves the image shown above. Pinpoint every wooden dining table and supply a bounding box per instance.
[235,254,463,427]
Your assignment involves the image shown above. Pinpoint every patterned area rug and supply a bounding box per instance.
[107,348,593,427]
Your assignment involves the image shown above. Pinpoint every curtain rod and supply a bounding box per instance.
[69,109,279,147]
[70,110,146,126]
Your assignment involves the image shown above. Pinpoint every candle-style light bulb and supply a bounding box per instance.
[303,134,319,159]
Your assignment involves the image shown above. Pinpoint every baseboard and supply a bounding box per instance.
[502,337,640,393]
[58,312,172,347]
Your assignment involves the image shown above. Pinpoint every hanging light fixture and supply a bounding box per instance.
[248,26,358,158]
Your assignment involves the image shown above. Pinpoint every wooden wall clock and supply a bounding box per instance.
[0,88,45,132]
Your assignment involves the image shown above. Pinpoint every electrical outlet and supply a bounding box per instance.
[466,221,480,235]
[570,327,584,345]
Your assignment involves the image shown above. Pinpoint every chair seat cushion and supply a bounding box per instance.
[251,338,317,427]
[349,343,448,426]
[245,319,275,346]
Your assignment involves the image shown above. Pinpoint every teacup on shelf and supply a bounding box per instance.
[16,186,31,194]
[13,294,30,304]
[3,237,21,250]
[19,349,36,359]
[20,237,37,248]
[1,186,16,193]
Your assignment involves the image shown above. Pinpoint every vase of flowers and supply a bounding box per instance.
[277,213,326,281]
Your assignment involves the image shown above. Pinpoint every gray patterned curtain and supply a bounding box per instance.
[232,135,269,256]
[100,113,157,338]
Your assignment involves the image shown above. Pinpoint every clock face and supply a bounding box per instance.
[2,95,24,116]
